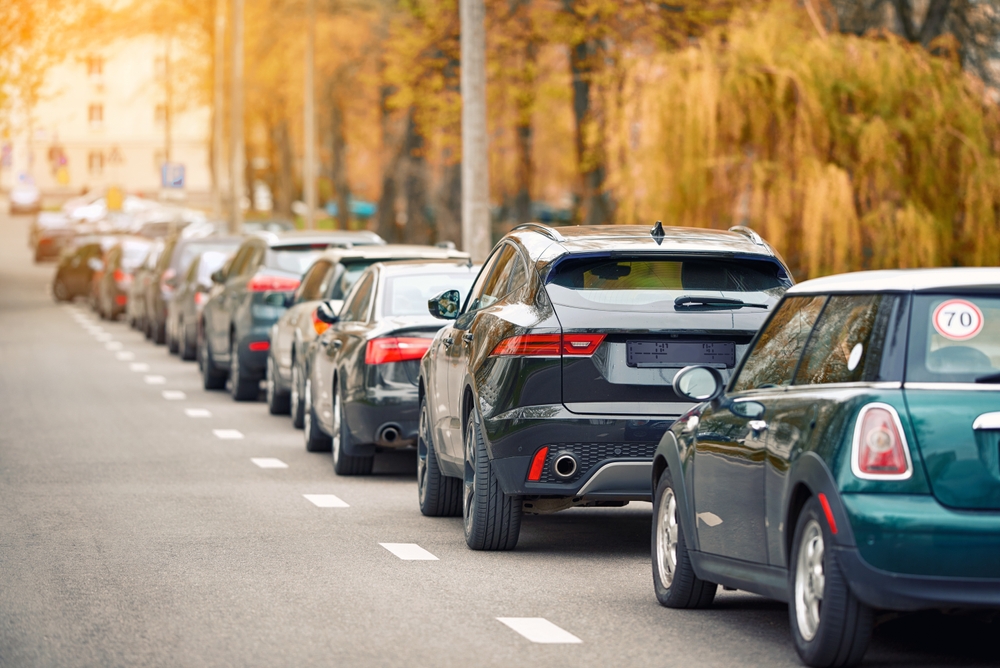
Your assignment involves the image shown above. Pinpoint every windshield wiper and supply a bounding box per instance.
[974,371,1000,384]
[674,296,768,310]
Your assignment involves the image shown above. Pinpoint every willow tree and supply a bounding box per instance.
[616,0,1000,278]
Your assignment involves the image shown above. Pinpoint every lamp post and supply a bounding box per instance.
[461,0,491,261]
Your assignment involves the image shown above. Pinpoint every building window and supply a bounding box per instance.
[86,56,103,78]
[88,104,103,128]
[89,151,105,175]
[155,104,166,124]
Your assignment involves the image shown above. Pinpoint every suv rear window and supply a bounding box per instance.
[907,294,1000,383]
[265,246,327,274]
[547,256,788,308]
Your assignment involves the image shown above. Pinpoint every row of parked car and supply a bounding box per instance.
[54,217,999,667]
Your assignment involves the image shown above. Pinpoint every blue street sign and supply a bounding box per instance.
[161,162,185,189]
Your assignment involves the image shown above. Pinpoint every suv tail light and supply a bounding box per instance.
[365,337,432,365]
[851,404,912,480]
[490,333,606,358]
[247,275,300,292]
[194,291,208,306]
[312,308,330,336]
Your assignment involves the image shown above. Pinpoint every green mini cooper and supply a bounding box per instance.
[651,268,1000,667]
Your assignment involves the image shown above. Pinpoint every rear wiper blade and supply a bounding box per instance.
[674,296,768,309]
[974,372,1000,384]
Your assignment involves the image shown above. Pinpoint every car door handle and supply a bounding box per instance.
[443,337,454,347]
[462,333,474,344]
[748,420,768,433]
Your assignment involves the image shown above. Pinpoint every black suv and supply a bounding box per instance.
[417,223,792,550]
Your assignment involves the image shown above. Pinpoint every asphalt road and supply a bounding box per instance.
[1,209,997,668]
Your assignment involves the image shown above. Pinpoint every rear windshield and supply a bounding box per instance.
[547,257,788,309]
[329,261,378,300]
[174,242,240,274]
[907,294,1000,383]
[382,273,475,317]
[265,247,326,274]
[196,251,231,283]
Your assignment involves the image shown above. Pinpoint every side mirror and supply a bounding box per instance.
[315,301,340,325]
[210,269,226,284]
[672,366,725,402]
[87,257,104,272]
[428,289,461,320]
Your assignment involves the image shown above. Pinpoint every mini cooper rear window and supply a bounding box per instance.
[907,295,1000,383]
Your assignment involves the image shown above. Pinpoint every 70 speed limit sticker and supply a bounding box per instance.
[933,299,984,341]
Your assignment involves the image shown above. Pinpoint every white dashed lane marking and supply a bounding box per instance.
[96,333,113,342]
[213,429,244,440]
[251,458,287,469]
[116,351,135,361]
[162,390,186,400]
[379,543,438,561]
[496,618,582,644]
[105,341,123,351]
[185,408,212,418]
[303,494,349,508]
[130,363,150,372]
[144,375,166,385]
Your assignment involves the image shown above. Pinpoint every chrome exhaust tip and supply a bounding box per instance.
[553,453,578,479]
[379,426,400,443]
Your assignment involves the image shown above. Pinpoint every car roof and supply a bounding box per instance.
[253,229,385,248]
[315,243,470,264]
[373,259,479,275]
[511,223,780,261]
[787,268,1000,294]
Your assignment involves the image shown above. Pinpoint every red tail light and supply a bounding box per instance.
[248,341,270,352]
[490,333,606,358]
[247,275,300,292]
[115,294,127,306]
[114,269,132,286]
[194,292,208,306]
[365,337,432,365]
[852,404,912,479]
[312,309,330,336]
[527,446,550,481]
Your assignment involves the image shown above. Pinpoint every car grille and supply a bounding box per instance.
[538,441,657,484]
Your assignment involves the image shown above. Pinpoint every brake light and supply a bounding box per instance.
[312,308,329,336]
[248,341,270,352]
[365,337,432,365]
[852,404,912,479]
[527,446,550,481]
[115,294,127,306]
[194,292,208,306]
[247,275,300,292]
[114,269,130,284]
[490,333,606,357]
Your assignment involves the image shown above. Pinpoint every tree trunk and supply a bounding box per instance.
[568,36,611,226]
[377,76,401,241]
[513,23,536,225]
[402,110,432,245]
[271,118,294,217]
[330,95,350,230]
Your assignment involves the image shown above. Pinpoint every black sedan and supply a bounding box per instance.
[94,236,154,320]
[417,223,792,550]
[304,260,478,475]
[52,236,118,302]
[200,230,384,400]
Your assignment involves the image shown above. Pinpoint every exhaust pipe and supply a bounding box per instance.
[378,425,400,444]
[553,453,578,479]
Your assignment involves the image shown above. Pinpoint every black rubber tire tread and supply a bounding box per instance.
[180,324,197,361]
[789,497,873,668]
[651,467,717,609]
[463,408,521,551]
[332,385,374,475]
[266,356,291,415]
[154,321,166,345]
[303,378,332,452]
[201,336,227,390]
[229,339,258,401]
[290,361,305,429]
[53,280,70,302]
[417,398,461,517]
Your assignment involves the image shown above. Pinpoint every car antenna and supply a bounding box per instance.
[650,220,665,245]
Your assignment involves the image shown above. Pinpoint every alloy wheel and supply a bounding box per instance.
[291,364,300,411]
[230,340,240,391]
[794,519,825,642]
[462,419,477,535]
[416,404,430,505]
[303,378,313,440]
[655,486,679,588]
[331,388,342,466]
[266,357,276,406]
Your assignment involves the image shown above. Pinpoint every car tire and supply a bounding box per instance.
[144,318,154,340]
[303,376,332,452]
[266,355,291,415]
[229,338,258,401]
[53,280,71,302]
[200,334,227,390]
[331,383,374,475]
[418,397,461,516]
[789,497,873,668]
[180,321,197,361]
[652,467,717,609]
[153,320,166,345]
[463,407,521,551]
[167,322,180,354]
[290,360,306,429]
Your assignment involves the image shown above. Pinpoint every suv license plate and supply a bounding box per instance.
[626,340,735,368]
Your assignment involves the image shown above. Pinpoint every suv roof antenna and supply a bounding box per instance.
[513,222,565,242]
[650,220,665,245]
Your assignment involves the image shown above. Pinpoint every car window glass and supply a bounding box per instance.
[502,250,528,295]
[466,245,515,313]
[227,247,250,278]
[906,294,1000,383]
[795,294,896,385]
[382,272,477,317]
[341,271,375,322]
[244,246,265,274]
[297,261,332,302]
[731,295,826,392]
[185,256,200,282]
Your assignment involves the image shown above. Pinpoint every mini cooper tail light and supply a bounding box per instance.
[852,403,912,480]
[248,341,270,352]
[365,337,433,365]
[490,334,606,358]
[312,309,330,336]
[527,446,550,481]
[247,275,300,292]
